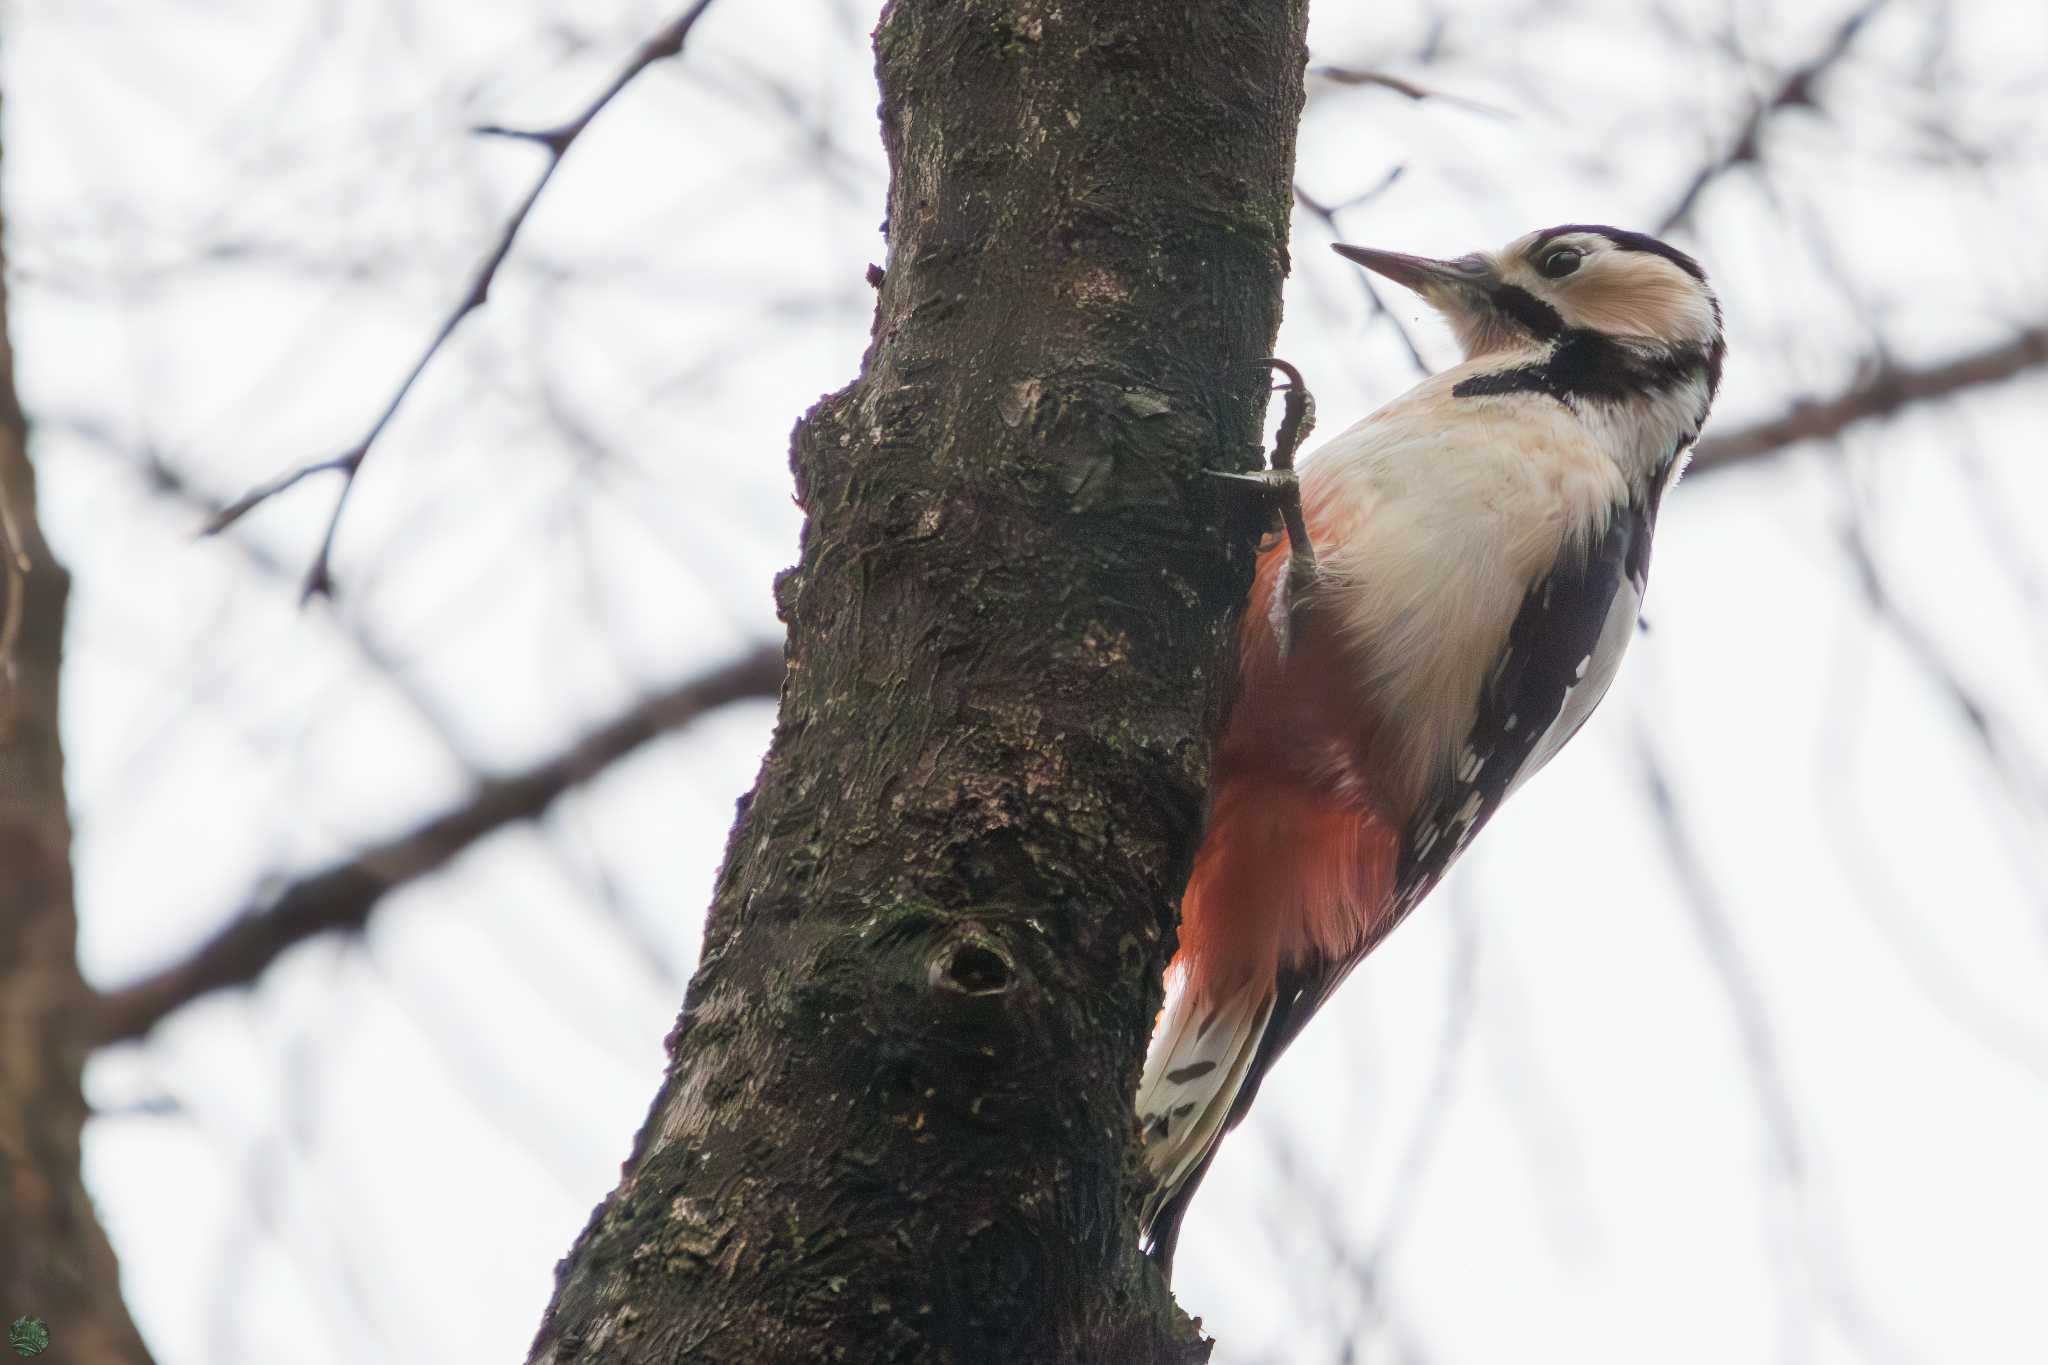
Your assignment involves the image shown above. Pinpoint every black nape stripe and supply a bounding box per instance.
[1531,223,1707,283]
[1453,328,1710,406]
[1486,283,1565,339]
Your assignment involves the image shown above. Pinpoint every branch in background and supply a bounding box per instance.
[1295,179,1433,378]
[207,0,721,602]
[1835,501,2048,828]
[56,416,488,765]
[89,643,783,1046]
[1637,738,1924,1365]
[1656,0,1889,234]
[1270,897,1477,1356]
[1810,588,2048,1088]
[1690,322,2048,473]
[1309,66,1511,120]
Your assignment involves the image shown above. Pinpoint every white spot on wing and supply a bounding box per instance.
[1510,573,1642,797]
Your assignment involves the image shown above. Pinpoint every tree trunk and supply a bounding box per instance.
[529,3,1308,1360]
[0,148,159,1365]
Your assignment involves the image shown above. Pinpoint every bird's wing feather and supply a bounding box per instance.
[1392,494,1651,916]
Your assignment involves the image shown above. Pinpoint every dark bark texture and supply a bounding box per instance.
[530,3,1308,1361]
[0,162,158,1364]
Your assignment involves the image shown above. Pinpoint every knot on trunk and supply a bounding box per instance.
[929,931,1016,997]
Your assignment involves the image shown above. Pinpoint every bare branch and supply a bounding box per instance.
[1811,621,2048,1087]
[1309,66,1511,120]
[1295,181,1433,378]
[1833,497,2048,851]
[200,452,356,537]
[1690,322,2048,473]
[1638,738,1927,1365]
[89,642,782,1046]
[211,0,722,602]
[1656,0,1889,234]
[57,417,488,774]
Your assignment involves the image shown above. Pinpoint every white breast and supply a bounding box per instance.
[1295,367,1632,814]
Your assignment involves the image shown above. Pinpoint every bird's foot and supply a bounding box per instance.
[1257,359,1320,623]
[1207,467,1301,493]
[1205,359,1320,653]
[1260,357,1317,474]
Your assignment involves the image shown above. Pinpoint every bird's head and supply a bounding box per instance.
[1334,225,1723,371]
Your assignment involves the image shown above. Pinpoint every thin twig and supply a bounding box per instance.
[1309,65,1512,120]
[1811,607,2048,1086]
[1656,0,1890,234]
[1638,736,1927,1365]
[1340,900,1478,1350]
[211,0,722,601]
[88,642,782,1046]
[1296,183,1433,377]
[58,416,487,775]
[1836,505,2048,820]
[1690,321,2048,473]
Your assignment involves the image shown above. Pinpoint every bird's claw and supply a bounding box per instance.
[1206,467,1300,491]
[1206,358,1321,655]
[1257,358,1317,471]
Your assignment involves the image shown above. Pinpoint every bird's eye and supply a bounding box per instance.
[1540,248,1583,279]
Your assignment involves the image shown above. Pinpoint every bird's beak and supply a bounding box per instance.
[1333,243,1542,360]
[1331,243,1492,300]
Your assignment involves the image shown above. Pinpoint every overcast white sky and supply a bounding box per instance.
[8,1,2048,1362]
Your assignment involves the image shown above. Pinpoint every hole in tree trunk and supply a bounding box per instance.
[933,940,1014,996]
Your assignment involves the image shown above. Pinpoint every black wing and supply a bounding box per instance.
[1392,494,1653,916]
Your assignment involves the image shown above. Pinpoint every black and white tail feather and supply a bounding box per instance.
[1136,960,1348,1266]
[1134,973,1273,1247]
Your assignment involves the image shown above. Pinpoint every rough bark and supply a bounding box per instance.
[0,142,158,1365]
[528,3,1308,1362]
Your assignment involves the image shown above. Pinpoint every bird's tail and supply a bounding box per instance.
[1135,966,1276,1256]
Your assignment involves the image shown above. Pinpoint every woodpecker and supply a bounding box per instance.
[1137,225,1724,1267]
